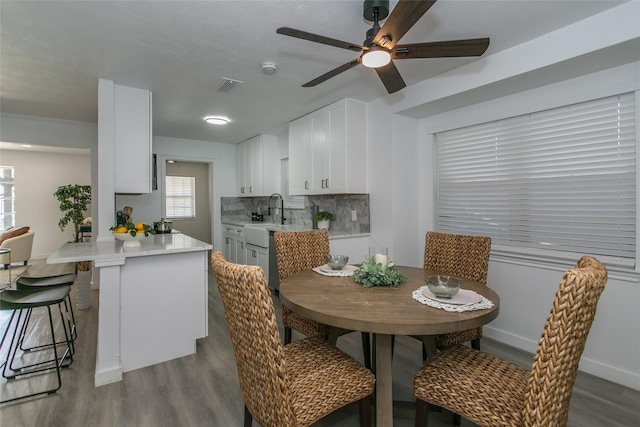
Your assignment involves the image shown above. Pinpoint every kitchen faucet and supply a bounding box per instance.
[268,193,286,225]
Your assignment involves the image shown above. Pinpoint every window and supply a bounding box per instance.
[165,176,196,218]
[435,93,636,268]
[0,166,15,230]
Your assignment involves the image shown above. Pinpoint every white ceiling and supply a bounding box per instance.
[0,0,627,145]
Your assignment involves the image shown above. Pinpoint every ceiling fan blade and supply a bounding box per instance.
[393,38,490,59]
[301,59,362,87]
[373,0,438,49]
[277,27,363,52]
[375,61,406,94]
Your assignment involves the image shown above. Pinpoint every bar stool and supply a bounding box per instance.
[0,286,74,403]
[15,273,78,352]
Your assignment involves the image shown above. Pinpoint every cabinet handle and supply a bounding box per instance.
[249,186,252,193]
[305,181,309,190]
[241,187,245,193]
[252,250,257,258]
[241,243,244,249]
[225,238,229,244]
[326,178,329,188]
[321,179,325,189]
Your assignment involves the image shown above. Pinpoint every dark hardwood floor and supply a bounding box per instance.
[1,265,639,426]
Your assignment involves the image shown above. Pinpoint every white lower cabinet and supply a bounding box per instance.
[245,243,269,280]
[223,225,245,264]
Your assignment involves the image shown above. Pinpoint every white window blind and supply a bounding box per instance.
[436,92,636,268]
[165,176,196,218]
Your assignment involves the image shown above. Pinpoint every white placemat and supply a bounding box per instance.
[412,286,494,312]
[312,264,359,277]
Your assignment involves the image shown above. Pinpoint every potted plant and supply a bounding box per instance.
[314,211,333,230]
[54,184,91,243]
[54,184,93,308]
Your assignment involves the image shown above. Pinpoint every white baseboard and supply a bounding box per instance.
[484,326,640,391]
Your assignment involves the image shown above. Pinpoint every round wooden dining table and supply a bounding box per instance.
[279,266,500,427]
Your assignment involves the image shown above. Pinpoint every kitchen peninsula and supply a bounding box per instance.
[48,233,212,387]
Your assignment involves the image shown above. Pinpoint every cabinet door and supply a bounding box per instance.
[326,101,347,193]
[223,234,235,263]
[289,117,312,195]
[309,110,329,193]
[114,85,152,193]
[237,142,247,196]
[249,136,261,196]
[246,245,269,279]
[235,228,246,264]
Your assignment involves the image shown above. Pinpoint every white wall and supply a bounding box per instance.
[364,2,640,390]
[0,149,91,259]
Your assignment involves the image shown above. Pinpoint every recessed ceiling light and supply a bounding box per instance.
[204,116,230,125]
[21,144,32,148]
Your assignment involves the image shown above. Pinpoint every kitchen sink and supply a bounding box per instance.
[244,224,311,247]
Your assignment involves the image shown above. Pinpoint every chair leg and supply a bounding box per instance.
[471,338,480,350]
[453,412,461,426]
[361,332,371,369]
[284,327,292,345]
[359,395,371,427]
[243,405,252,427]
[1,306,64,403]
[415,398,429,427]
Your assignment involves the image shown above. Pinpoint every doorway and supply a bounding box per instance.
[164,160,212,244]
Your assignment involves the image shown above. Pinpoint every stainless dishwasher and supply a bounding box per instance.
[268,230,280,293]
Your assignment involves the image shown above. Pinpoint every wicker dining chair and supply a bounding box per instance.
[413,255,608,427]
[274,230,371,369]
[211,251,375,427]
[423,231,492,350]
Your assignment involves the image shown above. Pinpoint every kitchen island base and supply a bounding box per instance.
[47,233,211,387]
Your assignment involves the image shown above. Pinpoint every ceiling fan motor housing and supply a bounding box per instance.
[363,0,389,22]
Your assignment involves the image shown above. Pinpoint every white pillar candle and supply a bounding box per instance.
[375,254,388,270]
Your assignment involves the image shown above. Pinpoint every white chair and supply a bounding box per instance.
[1,230,34,268]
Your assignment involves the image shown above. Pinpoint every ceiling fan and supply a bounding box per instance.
[277,0,490,94]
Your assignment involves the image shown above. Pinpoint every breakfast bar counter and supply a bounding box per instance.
[48,233,213,387]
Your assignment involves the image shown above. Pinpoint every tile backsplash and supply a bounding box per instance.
[221,194,370,234]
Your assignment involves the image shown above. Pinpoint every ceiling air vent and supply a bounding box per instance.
[214,77,243,93]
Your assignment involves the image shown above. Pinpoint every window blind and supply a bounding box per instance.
[165,176,196,218]
[435,92,636,267]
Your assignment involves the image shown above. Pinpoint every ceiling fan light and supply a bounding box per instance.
[204,116,230,125]
[362,49,391,68]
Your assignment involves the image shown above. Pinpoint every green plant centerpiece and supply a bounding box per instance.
[54,184,92,243]
[354,255,406,288]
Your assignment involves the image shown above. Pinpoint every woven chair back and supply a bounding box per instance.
[423,232,491,285]
[274,230,330,281]
[523,255,607,426]
[210,252,297,426]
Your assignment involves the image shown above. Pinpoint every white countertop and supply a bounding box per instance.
[224,220,369,239]
[47,233,212,264]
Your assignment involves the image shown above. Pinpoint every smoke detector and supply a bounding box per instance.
[261,62,278,75]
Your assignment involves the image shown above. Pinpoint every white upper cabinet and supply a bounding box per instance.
[289,98,367,195]
[114,85,153,194]
[237,134,278,197]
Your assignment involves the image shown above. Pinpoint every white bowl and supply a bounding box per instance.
[113,232,149,248]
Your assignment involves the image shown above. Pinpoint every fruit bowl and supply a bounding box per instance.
[113,232,149,248]
[425,275,461,299]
